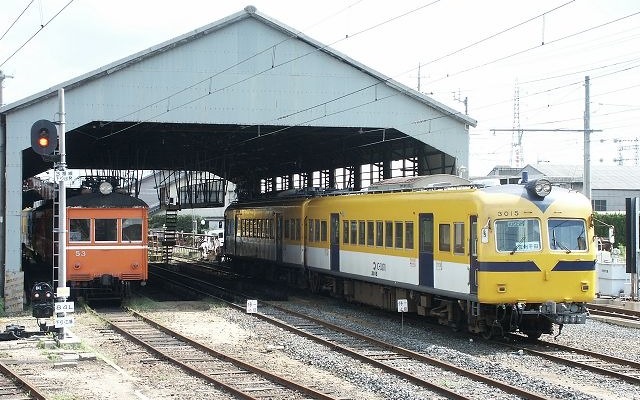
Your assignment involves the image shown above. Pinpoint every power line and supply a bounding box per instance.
[418,0,575,70]
[0,0,74,69]
[0,0,35,42]
[423,9,640,87]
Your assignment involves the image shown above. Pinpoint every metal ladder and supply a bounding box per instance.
[51,182,60,290]
[162,205,179,263]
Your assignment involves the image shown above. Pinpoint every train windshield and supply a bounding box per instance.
[548,219,587,252]
[495,219,541,253]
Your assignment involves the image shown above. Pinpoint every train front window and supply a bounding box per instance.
[95,218,117,242]
[69,219,90,242]
[495,219,541,253]
[122,218,143,242]
[548,219,587,252]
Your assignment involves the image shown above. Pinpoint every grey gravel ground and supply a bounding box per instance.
[271,295,640,400]
[0,295,637,400]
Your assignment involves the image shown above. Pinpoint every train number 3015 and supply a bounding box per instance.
[497,210,520,217]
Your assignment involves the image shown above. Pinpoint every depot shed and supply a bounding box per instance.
[0,6,476,311]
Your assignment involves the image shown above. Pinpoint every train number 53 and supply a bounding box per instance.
[74,250,87,257]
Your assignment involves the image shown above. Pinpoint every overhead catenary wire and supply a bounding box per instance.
[422,9,640,87]
[0,0,35,42]
[0,0,74,69]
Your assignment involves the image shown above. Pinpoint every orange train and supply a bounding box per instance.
[22,181,148,299]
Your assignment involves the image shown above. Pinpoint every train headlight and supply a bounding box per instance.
[525,178,552,199]
[99,181,113,195]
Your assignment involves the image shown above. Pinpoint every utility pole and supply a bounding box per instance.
[0,70,14,106]
[453,89,468,115]
[584,76,591,199]
[512,83,522,168]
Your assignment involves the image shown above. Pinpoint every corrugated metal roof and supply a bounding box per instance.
[524,164,640,189]
[0,6,476,128]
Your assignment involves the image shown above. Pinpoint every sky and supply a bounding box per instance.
[1,0,639,176]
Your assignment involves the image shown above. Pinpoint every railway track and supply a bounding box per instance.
[0,359,50,399]
[149,263,556,400]
[587,303,640,321]
[505,335,640,385]
[93,308,339,400]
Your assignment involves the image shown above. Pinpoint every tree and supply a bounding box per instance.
[593,212,625,247]
[148,212,204,232]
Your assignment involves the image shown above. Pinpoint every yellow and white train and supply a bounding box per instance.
[224,174,596,338]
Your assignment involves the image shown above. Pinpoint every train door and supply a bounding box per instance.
[469,215,478,294]
[275,213,283,263]
[419,213,434,287]
[330,213,340,271]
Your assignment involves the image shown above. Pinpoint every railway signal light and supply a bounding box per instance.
[30,119,58,156]
[31,282,54,318]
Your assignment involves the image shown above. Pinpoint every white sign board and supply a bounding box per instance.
[481,227,489,243]
[246,299,258,314]
[54,301,75,313]
[55,315,75,328]
[56,286,70,298]
[397,299,408,313]
[54,170,74,182]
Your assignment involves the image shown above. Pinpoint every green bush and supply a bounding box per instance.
[593,212,625,247]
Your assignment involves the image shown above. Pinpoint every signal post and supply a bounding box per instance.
[30,88,75,343]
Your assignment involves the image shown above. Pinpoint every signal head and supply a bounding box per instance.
[30,120,58,155]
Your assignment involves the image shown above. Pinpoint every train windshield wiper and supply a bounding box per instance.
[552,229,571,253]
[510,235,525,255]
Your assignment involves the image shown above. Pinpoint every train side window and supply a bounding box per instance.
[122,218,143,242]
[439,224,451,252]
[315,219,321,242]
[420,217,434,252]
[95,218,117,242]
[395,221,403,248]
[295,219,301,241]
[358,221,365,245]
[284,219,290,239]
[350,220,358,245]
[321,220,327,242]
[367,221,374,246]
[385,221,393,248]
[343,221,349,244]
[405,221,414,249]
[268,219,273,239]
[376,221,383,247]
[308,219,315,242]
[471,220,477,256]
[69,219,90,242]
[453,222,465,254]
